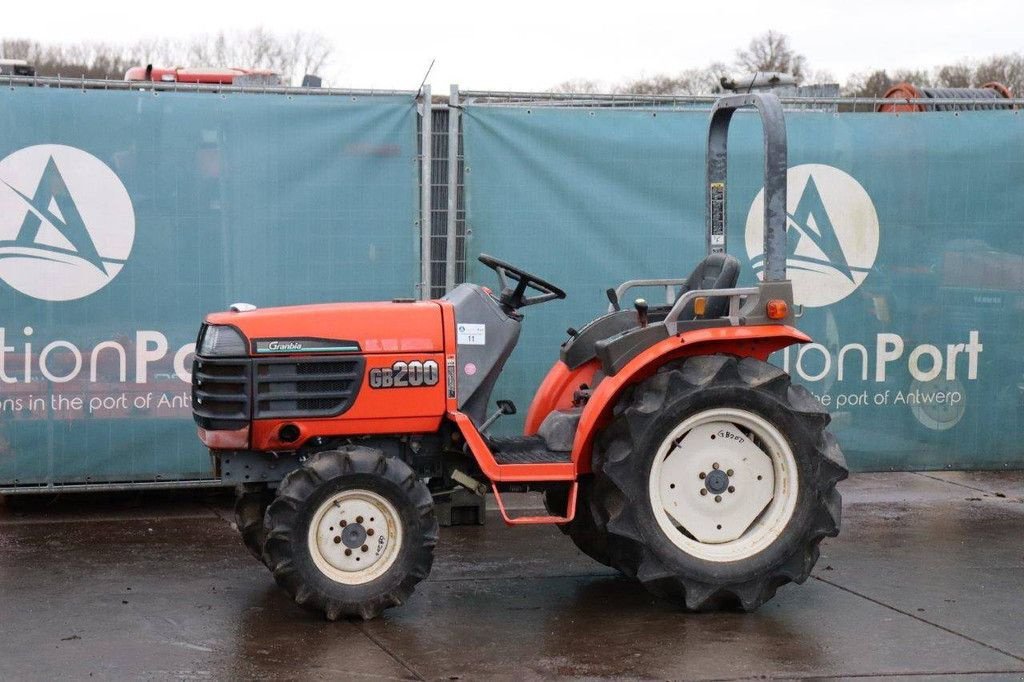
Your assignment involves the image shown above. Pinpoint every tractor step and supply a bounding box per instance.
[491,482,578,525]
[487,435,571,465]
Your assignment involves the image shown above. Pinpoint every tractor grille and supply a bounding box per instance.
[253,357,364,418]
[192,358,251,430]
[192,355,365,429]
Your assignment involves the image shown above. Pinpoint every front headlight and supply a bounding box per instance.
[198,324,248,357]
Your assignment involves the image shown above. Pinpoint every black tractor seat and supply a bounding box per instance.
[560,253,742,371]
[674,252,741,319]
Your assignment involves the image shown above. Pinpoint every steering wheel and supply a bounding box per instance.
[477,254,567,311]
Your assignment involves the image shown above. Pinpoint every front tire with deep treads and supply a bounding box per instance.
[263,446,437,620]
[235,484,274,563]
[591,354,847,611]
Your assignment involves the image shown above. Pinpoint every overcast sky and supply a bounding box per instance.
[4,0,1023,90]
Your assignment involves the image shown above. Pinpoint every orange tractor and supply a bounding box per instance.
[192,93,847,620]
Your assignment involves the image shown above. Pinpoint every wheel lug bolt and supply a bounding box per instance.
[333,536,341,544]
[361,545,369,552]
[700,489,708,496]
[356,516,364,524]
[345,548,352,556]
[712,463,720,470]
[726,469,734,476]
[715,495,722,503]
[340,520,348,527]
[728,486,735,493]
[699,472,706,479]
[367,528,375,536]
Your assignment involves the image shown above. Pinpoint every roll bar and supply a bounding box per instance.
[706,93,788,282]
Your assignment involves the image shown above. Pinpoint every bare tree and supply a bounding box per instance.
[549,78,602,94]
[843,68,931,97]
[936,62,973,88]
[891,69,932,88]
[0,39,139,79]
[806,69,836,86]
[0,29,333,85]
[617,63,729,96]
[551,31,811,96]
[843,69,892,97]
[973,54,1024,93]
[735,30,807,82]
[0,39,33,60]
[284,32,333,82]
[183,29,332,84]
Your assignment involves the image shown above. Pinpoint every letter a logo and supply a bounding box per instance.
[745,164,879,308]
[0,145,135,301]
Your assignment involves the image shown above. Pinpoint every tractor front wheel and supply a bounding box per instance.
[234,484,274,563]
[263,446,437,620]
[592,354,847,611]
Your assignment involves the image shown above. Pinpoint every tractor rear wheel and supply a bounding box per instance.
[263,446,437,620]
[543,478,613,567]
[591,354,847,611]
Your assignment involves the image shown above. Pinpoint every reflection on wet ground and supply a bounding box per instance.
[1,472,1022,680]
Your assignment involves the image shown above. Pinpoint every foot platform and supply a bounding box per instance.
[486,435,572,465]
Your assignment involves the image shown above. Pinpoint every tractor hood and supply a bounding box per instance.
[202,300,445,356]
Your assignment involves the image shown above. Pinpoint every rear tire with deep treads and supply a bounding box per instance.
[543,477,613,567]
[591,354,847,611]
[263,446,437,620]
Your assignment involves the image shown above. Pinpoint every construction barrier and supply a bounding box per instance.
[3,82,1022,487]
[461,104,1024,471]
[0,84,419,489]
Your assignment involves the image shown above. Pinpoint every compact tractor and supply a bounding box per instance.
[192,93,847,620]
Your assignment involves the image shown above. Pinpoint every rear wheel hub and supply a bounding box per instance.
[704,468,730,495]
[648,407,799,561]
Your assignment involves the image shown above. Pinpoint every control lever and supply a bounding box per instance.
[634,298,649,328]
[606,288,621,311]
[480,399,517,433]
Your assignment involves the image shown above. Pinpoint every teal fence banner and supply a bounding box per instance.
[462,105,1024,471]
[0,87,418,486]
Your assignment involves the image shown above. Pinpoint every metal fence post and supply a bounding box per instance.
[419,84,433,299]
[445,84,461,293]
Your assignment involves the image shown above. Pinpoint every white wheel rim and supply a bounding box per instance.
[647,407,799,563]
[307,489,403,585]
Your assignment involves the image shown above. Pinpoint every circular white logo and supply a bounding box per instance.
[0,144,135,301]
[745,164,879,308]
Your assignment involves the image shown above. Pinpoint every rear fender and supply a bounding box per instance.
[523,359,600,435]
[569,324,810,473]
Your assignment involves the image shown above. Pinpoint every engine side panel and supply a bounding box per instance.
[206,300,445,354]
[250,351,448,450]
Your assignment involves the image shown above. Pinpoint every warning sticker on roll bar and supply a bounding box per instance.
[710,182,725,253]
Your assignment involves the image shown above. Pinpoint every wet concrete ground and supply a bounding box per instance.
[1,472,1022,680]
